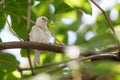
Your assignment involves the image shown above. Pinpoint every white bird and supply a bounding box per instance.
[29,16,51,64]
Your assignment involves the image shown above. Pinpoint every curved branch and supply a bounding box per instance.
[0,41,119,55]
[19,53,118,71]
[0,41,119,54]
[0,41,65,53]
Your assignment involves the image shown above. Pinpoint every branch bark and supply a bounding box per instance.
[26,0,34,75]
[0,41,64,53]
[0,41,119,55]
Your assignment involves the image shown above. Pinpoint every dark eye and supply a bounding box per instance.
[42,18,44,20]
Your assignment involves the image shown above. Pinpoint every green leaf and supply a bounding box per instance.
[0,3,6,30]
[64,0,92,14]
[85,61,120,76]
[0,53,19,72]
[51,0,64,7]
[0,14,6,30]
[10,15,27,40]
[41,52,55,64]
[55,2,73,14]
[76,33,87,45]
[0,71,5,80]
[20,49,34,57]
[82,33,116,50]
[20,49,27,57]
[96,13,110,35]
[5,0,27,15]
[3,0,28,40]
[0,38,2,42]
[32,1,50,17]
[6,73,18,80]
[69,20,81,31]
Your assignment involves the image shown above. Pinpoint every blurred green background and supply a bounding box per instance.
[0,0,120,80]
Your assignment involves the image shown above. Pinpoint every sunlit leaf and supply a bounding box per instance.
[32,1,50,17]
[0,53,19,72]
[55,2,73,14]
[64,0,92,14]
[6,73,18,80]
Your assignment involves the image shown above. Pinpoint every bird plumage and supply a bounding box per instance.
[29,16,51,64]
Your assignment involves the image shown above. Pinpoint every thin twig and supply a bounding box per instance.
[100,45,118,52]
[17,66,23,76]
[19,58,73,71]
[27,1,31,40]
[23,16,65,45]
[20,61,63,71]
[90,0,115,35]
[26,0,34,75]
[5,14,22,41]
[18,53,118,72]
[46,53,117,74]
[90,0,120,58]
[46,65,67,74]
[52,34,65,45]
[23,16,35,24]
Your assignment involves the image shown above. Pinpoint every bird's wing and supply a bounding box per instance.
[29,26,44,42]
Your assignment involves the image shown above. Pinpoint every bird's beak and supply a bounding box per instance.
[43,18,48,22]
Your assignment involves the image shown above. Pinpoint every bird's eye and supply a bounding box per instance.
[42,18,44,20]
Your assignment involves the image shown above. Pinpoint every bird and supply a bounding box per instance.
[29,16,51,64]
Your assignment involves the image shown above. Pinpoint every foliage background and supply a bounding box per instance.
[0,0,120,80]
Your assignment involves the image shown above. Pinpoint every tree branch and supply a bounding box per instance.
[0,41,119,55]
[0,41,119,73]
[46,53,118,74]
[25,53,118,80]
[26,0,35,75]
[18,53,118,72]
[0,41,64,53]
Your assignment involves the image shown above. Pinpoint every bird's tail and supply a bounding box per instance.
[34,50,40,64]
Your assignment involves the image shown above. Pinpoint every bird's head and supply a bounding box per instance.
[36,16,48,26]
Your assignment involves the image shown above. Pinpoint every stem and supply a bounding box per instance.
[5,14,22,41]
[17,66,23,77]
[26,0,34,75]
